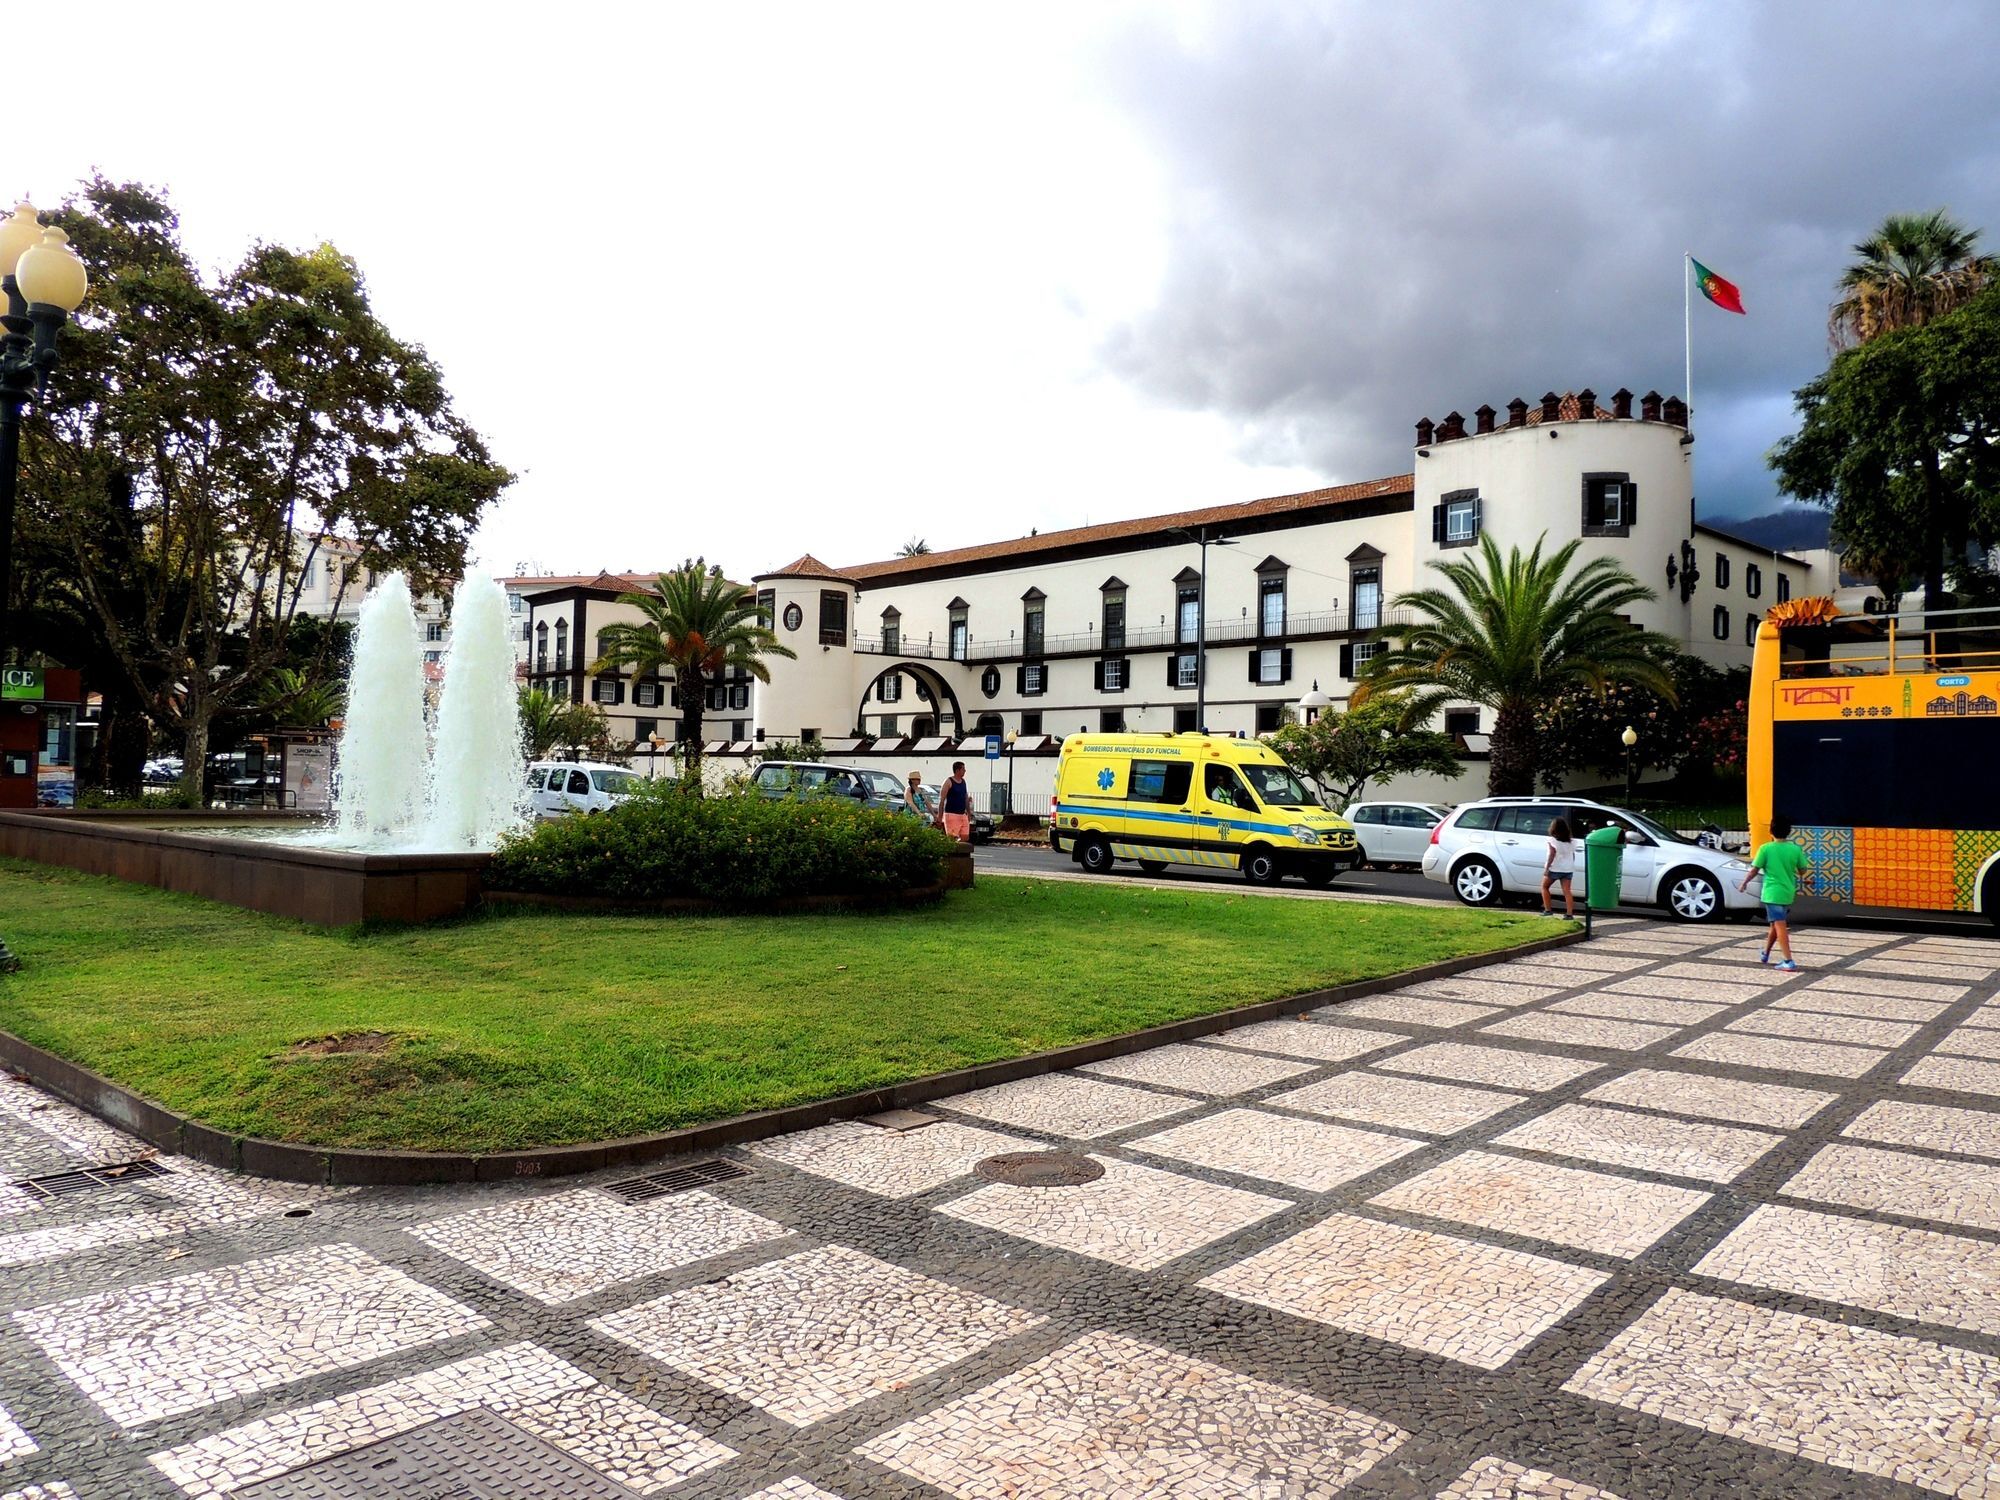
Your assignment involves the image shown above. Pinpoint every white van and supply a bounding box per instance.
[528,760,644,818]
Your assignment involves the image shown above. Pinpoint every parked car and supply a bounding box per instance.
[1419,795,1760,922]
[529,760,644,817]
[142,756,183,786]
[752,761,906,815]
[1343,800,1450,868]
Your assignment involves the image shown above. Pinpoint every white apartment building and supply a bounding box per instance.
[529,387,1846,801]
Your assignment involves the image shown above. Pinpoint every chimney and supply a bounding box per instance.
[1640,390,1663,422]
[1611,387,1634,419]
[1474,404,1496,435]
[1415,417,1435,447]
[1662,395,1688,427]
[1505,397,1528,429]
[1577,389,1596,419]
[1540,391,1561,422]
[1439,411,1467,441]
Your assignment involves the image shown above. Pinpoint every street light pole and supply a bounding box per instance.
[1171,527,1235,732]
[0,203,93,973]
[1621,724,1639,803]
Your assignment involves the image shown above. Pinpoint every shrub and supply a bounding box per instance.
[484,781,958,903]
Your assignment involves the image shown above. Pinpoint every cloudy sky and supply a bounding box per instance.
[18,2,1999,581]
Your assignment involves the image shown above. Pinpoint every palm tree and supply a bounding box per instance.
[897,538,932,557]
[1355,534,1676,795]
[590,559,795,791]
[1829,209,1994,347]
[517,686,568,759]
[256,666,344,728]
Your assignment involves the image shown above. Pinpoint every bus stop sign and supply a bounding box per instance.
[984,735,1002,760]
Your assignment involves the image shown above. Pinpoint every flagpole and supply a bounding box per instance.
[1683,252,1693,437]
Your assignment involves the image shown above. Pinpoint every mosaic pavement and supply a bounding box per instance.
[2,920,2000,1497]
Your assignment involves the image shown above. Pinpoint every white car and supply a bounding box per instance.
[1343,800,1450,867]
[1419,796,1761,922]
[528,760,644,817]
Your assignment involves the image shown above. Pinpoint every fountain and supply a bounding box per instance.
[0,568,532,923]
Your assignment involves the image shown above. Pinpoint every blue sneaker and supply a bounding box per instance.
[1774,959,1800,972]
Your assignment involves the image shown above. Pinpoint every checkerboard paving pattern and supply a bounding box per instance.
[1376,1042,1602,1092]
[15,1242,487,1429]
[1903,1054,2000,1096]
[1267,1072,1527,1134]
[0,1404,33,1464]
[0,1485,76,1500]
[1079,1041,1316,1094]
[1205,1017,1399,1063]
[1548,993,1729,1025]
[748,1118,1037,1198]
[1478,1012,1682,1052]
[1370,1150,1710,1258]
[1727,1007,1924,1047]
[1127,1107,1425,1192]
[1780,1142,2000,1233]
[1697,1203,2000,1336]
[1602,974,1770,1005]
[1334,995,1502,1028]
[1566,1288,2000,1495]
[1801,971,1967,1003]
[741,1481,846,1500]
[1400,977,1563,1006]
[1671,1032,1887,1078]
[859,1330,1406,1499]
[936,1071,1195,1137]
[1493,1103,1782,1183]
[1941,1027,2000,1060]
[1434,1455,1628,1499]
[1200,1213,1607,1369]
[408,1186,790,1303]
[149,1341,732,1498]
[590,1244,1040,1425]
[937,1155,1291,1269]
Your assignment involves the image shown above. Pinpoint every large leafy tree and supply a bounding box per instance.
[1830,209,1994,348]
[1533,645,1748,792]
[1263,693,1462,807]
[590,560,795,791]
[17,179,510,800]
[1772,286,2000,610]
[1356,534,1675,796]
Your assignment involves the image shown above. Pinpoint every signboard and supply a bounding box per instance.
[984,734,1002,760]
[1,667,42,701]
[1773,671,2000,722]
[285,742,334,813]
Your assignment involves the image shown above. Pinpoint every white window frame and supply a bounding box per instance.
[1175,654,1198,689]
[1103,658,1126,692]
[1256,646,1283,685]
[1444,498,1477,542]
[1352,640,1385,670]
[1023,663,1046,695]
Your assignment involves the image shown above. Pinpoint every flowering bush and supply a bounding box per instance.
[485,783,957,902]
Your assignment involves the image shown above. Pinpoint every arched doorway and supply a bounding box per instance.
[857,662,966,737]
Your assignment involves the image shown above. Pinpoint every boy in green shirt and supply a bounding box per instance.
[1738,817,1810,971]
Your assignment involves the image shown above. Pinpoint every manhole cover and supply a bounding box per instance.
[236,1408,636,1498]
[974,1151,1105,1187]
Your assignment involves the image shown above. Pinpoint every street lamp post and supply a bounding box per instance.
[0,202,90,973]
[1169,527,1236,732]
[1621,724,1639,803]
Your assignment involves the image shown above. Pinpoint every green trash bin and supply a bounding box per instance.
[1583,825,1624,912]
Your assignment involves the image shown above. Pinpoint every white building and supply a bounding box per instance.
[530,387,1848,804]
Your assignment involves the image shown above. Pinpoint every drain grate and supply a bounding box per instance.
[974,1151,1105,1188]
[236,1407,636,1498]
[15,1158,170,1201]
[601,1158,752,1204]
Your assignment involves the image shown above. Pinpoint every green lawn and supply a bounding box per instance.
[0,859,1553,1152]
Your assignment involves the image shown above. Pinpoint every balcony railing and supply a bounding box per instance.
[852,605,1412,661]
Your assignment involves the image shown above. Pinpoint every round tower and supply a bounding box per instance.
[752,555,861,742]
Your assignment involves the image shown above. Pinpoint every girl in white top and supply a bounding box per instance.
[1542,816,1578,918]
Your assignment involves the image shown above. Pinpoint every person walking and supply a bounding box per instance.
[939,761,973,843]
[1541,816,1578,918]
[904,770,927,819]
[1739,816,1810,971]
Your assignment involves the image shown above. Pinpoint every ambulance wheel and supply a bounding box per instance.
[1078,837,1116,875]
[1138,860,1169,875]
[1242,846,1283,885]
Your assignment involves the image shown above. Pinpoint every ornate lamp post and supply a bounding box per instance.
[1621,724,1639,803]
[0,201,90,972]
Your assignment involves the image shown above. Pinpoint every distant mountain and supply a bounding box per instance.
[1701,506,1831,553]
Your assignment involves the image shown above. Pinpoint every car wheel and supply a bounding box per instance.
[1451,857,1501,906]
[1242,846,1282,885]
[1077,837,1116,875]
[1137,859,1169,874]
[1663,868,1723,922]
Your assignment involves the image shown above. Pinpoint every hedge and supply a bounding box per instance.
[484,785,958,903]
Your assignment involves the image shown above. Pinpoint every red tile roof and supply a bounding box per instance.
[755,554,857,584]
[839,474,1413,583]
[500,572,661,592]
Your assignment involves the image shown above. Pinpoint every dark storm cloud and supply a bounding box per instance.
[1092,3,2000,518]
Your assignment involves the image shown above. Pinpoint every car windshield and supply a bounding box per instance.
[861,771,905,799]
[1239,763,1314,807]
[590,770,641,794]
[1616,808,1695,845]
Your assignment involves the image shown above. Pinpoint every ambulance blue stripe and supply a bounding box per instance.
[1054,798,1324,839]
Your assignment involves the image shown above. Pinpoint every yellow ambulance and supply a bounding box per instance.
[1051,732,1360,885]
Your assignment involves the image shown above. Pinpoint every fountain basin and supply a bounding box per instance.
[0,809,489,926]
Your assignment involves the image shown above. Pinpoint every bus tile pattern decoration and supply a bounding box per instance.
[1954,830,2000,907]
[1852,827,1956,910]
[1792,826,1852,903]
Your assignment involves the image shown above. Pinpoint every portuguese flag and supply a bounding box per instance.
[1692,257,1745,314]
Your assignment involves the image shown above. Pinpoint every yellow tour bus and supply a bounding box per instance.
[1747,597,2000,925]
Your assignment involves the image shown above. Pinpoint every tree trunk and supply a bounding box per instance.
[180,709,211,808]
[1487,699,1536,796]
[680,673,705,796]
